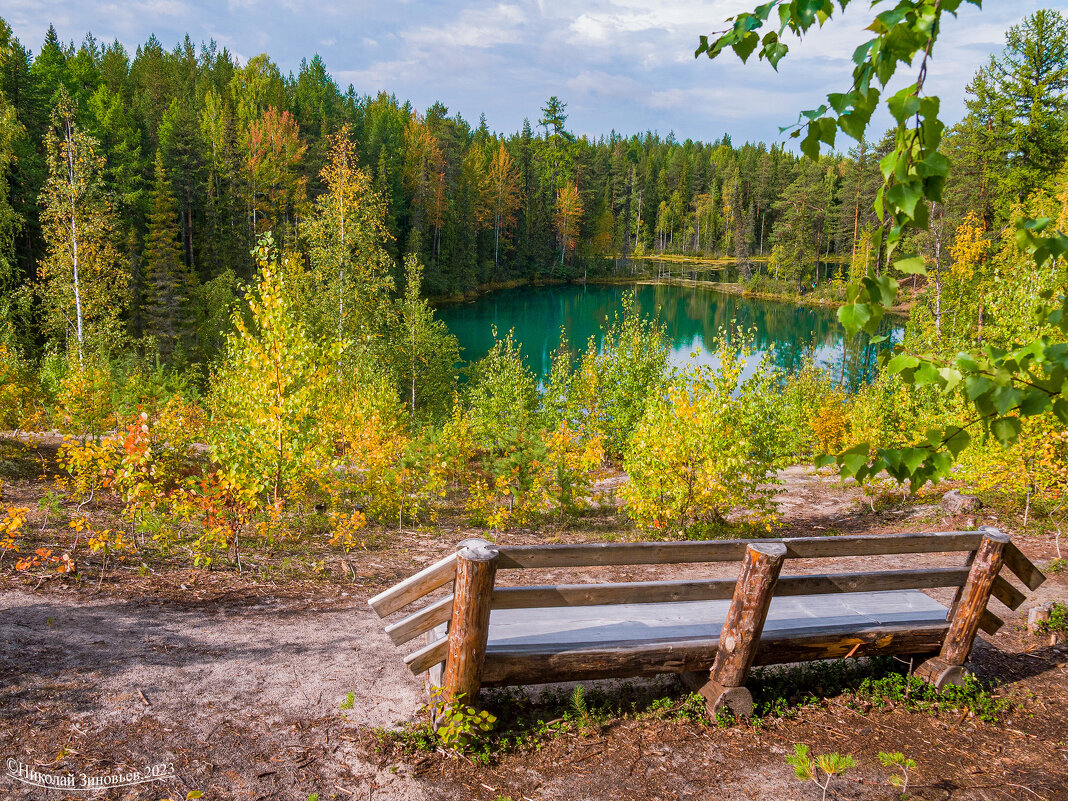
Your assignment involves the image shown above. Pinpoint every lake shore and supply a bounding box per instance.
[431,273,912,318]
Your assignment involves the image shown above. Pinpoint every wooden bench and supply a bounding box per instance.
[368,528,1046,717]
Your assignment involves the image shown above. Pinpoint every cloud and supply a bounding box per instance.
[3,0,1053,146]
[403,3,526,49]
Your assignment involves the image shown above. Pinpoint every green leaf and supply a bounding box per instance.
[944,426,971,457]
[1054,398,1068,424]
[1018,389,1051,417]
[837,302,872,336]
[937,367,962,392]
[732,31,760,62]
[886,353,920,373]
[899,447,928,474]
[990,416,1022,445]
[838,443,871,477]
[991,385,1023,415]
[893,255,926,275]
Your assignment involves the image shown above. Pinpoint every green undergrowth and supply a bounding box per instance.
[372,658,1013,763]
[1037,602,1068,635]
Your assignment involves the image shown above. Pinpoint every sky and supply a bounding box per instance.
[3,0,1060,146]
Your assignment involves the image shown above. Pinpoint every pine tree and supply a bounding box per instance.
[0,20,23,289]
[142,149,196,358]
[996,10,1068,204]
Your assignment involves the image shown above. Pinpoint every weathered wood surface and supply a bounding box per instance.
[368,552,457,618]
[990,574,1027,611]
[979,608,1004,636]
[945,549,977,623]
[703,543,786,716]
[941,530,1009,664]
[442,543,498,702]
[775,568,968,596]
[495,532,982,569]
[426,624,446,687]
[478,620,949,686]
[488,567,969,610]
[385,594,454,646]
[913,656,967,689]
[1000,539,1047,591]
[712,543,786,687]
[405,635,449,674]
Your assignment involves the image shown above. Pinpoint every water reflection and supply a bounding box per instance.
[436,283,901,391]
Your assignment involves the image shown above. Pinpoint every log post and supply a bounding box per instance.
[916,527,1009,688]
[441,541,498,706]
[698,541,787,718]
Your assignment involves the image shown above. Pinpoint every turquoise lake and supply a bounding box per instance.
[435,282,902,390]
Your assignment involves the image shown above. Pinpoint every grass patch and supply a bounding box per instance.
[1036,602,1068,636]
[373,658,1013,763]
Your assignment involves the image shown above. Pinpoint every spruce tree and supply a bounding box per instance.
[142,150,196,359]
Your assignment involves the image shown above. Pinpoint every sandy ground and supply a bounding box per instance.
[1,589,429,800]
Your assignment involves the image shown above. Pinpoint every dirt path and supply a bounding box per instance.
[1,590,425,800]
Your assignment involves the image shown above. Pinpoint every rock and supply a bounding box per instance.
[942,489,981,515]
[1028,602,1054,634]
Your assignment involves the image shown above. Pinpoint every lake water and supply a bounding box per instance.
[436,282,902,390]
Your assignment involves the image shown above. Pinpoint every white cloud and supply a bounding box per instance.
[403,3,526,49]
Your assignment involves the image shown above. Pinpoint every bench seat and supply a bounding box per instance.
[478,590,950,686]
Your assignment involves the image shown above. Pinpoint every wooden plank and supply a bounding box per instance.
[426,625,446,687]
[491,579,736,609]
[368,553,456,618]
[478,621,949,687]
[979,608,1004,636]
[990,574,1027,611]
[443,543,498,703]
[753,623,947,667]
[494,532,982,569]
[405,636,449,675]
[489,568,969,610]
[775,568,969,597]
[1000,540,1046,591]
[384,595,454,646]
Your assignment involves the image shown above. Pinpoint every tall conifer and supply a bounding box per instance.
[142,149,196,358]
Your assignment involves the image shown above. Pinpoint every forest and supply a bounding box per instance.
[0,8,1067,561]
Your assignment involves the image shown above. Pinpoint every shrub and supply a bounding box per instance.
[623,333,779,535]
[208,257,342,507]
[579,292,669,461]
[55,351,116,436]
[0,339,38,429]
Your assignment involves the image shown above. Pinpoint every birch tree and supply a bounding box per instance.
[38,92,126,361]
[301,126,394,345]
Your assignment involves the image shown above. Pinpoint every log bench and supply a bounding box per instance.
[368,528,1046,717]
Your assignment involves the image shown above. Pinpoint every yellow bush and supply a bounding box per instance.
[808,390,850,454]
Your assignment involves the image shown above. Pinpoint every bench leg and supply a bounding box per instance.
[441,542,498,707]
[692,542,787,718]
[916,528,1009,688]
